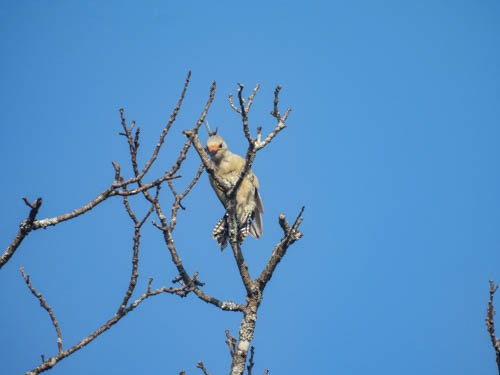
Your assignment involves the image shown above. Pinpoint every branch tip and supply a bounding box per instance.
[197,361,211,375]
[486,279,500,372]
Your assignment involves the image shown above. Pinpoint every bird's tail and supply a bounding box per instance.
[212,214,253,250]
[212,215,229,250]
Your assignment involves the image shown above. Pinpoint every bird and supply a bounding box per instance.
[206,134,263,249]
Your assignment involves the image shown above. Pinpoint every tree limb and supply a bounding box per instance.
[25,278,191,375]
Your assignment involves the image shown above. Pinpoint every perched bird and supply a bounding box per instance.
[206,134,263,249]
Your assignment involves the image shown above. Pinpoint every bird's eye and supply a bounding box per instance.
[219,143,223,148]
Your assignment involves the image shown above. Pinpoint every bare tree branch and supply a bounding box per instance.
[245,84,260,114]
[23,184,194,374]
[225,329,237,358]
[227,84,290,202]
[25,279,191,375]
[20,267,63,354]
[1,167,177,270]
[228,93,241,114]
[115,172,180,196]
[1,74,193,271]
[118,71,191,182]
[254,85,290,151]
[0,197,42,269]
[196,361,211,375]
[25,189,192,374]
[247,346,255,375]
[171,81,216,177]
[118,189,159,313]
[168,162,205,231]
[256,206,304,291]
[486,280,500,374]
[32,165,176,228]
[139,71,191,179]
[236,83,253,144]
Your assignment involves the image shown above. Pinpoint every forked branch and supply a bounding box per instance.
[25,277,193,375]
[1,72,193,271]
[23,193,194,375]
[1,198,42,269]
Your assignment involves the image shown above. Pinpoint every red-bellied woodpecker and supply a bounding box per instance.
[206,134,263,249]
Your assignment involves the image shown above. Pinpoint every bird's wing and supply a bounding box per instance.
[248,188,263,238]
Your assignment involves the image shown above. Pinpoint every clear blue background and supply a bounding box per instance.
[1,1,499,374]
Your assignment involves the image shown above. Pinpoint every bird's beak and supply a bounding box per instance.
[207,145,218,154]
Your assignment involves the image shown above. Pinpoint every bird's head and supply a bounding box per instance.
[206,134,228,160]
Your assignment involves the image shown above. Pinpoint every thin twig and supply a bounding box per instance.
[247,346,255,375]
[118,191,159,313]
[20,268,63,353]
[225,329,237,357]
[140,71,191,178]
[228,94,242,114]
[171,80,216,177]
[255,85,291,151]
[115,173,179,196]
[245,84,260,113]
[139,188,159,228]
[180,162,205,201]
[169,162,205,231]
[256,206,305,291]
[119,108,140,176]
[271,85,282,119]
[122,195,139,225]
[236,83,253,144]
[197,361,211,375]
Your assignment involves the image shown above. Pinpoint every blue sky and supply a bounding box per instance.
[1,1,499,374]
